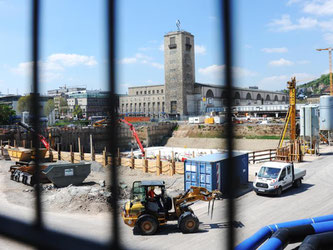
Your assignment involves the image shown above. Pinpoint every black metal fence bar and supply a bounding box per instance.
[0,0,234,249]
[107,0,121,249]
[221,0,236,249]
[31,0,43,230]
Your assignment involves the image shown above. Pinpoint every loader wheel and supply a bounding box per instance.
[294,179,302,188]
[137,214,158,235]
[179,213,199,234]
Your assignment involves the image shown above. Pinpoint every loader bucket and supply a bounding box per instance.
[42,162,91,188]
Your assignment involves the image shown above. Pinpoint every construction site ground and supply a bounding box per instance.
[0,141,332,249]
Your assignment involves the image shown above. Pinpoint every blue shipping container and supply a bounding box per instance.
[184,152,248,192]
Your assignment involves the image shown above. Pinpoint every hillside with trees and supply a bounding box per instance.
[297,74,330,96]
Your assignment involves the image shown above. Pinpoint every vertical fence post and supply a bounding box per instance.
[117,148,120,166]
[8,140,11,147]
[252,152,255,164]
[30,140,33,149]
[269,149,272,161]
[90,134,95,162]
[131,148,134,169]
[23,140,26,148]
[0,140,3,156]
[70,144,74,163]
[143,150,148,173]
[80,145,84,161]
[171,150,175,176]
[156,150,161,175]
[57,143,61,160]
[78,137,81,159]
[103,147,107,167]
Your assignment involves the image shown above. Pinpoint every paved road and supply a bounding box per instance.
[1,149,333,249]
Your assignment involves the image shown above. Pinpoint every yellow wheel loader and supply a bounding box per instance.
[122,180,222,235]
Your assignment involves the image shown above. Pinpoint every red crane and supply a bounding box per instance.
[17,122,50,150]
[119,119,145,157]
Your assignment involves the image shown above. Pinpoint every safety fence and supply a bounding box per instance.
[248,149,276,164]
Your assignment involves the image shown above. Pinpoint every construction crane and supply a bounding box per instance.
[17,122,50,150]
[119,119,145,157]
[316,47,333,96]
[278,77,297,148]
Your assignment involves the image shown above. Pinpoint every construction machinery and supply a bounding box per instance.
[122,180,222,235]
[92,118,145,156]
[316,47,333,96]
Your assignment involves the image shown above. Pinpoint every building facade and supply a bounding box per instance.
[119,29,288,118]
[67,90,110,118]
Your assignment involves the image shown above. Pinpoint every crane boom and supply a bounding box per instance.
[17,122,50,150]
[119,119,145,156]
[317,47,333,96]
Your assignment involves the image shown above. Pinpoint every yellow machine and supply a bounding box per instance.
[122,180,222,235]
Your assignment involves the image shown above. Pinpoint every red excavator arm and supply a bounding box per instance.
[17,122,50,150]
[119,119,145,156]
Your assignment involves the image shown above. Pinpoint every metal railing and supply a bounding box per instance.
[0,0,236,249]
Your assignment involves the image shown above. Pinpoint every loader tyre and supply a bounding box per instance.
[179,213,199,234]
[137,214,158,235]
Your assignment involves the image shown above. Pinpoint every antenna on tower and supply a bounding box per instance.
[176,20,181,31]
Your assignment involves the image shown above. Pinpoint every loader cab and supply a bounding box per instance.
[130,180,172,212]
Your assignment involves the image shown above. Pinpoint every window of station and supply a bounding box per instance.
[148,90,150,94]
[157,90,159,94]
[144,91,147,95]
[161,89,163,93]
[169,36,176,49]
[152,90,155,94]
[136,91,138,95]
[140,91,142,95]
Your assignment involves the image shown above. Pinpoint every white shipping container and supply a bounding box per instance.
[214,116,225,124]
[193,116,205,124]
[188,117,195,124]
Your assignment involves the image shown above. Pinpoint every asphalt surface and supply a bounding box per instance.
[1,147,333,249]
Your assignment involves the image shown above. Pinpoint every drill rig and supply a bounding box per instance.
[122,180,222,235]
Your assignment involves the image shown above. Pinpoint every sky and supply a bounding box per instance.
[1,0,333,95]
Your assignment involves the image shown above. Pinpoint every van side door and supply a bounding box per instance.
[285,165,293,187]
[279,168,287,189]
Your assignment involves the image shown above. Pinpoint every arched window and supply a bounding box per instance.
[246,93,252,100]
[257,94,262,100]
[282,96,286,102]
[266,95,271,101]
[274,95,278,101]
[222,91,227,98]
[206,89,214,98]
[234,92,241,99]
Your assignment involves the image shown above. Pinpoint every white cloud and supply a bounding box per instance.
[159,43,164,51]
[119,53,163,69]
[268,14,318,32]
[245,44,252,49]
[198,64,257,78]
[11,53,97,82]
[269,58,294,66]
[47,53,97,67]
[262,47,288,53]
[303,0,333,15]
[120,57,137,64]
[259,73,316,90]
[195,45,207,55]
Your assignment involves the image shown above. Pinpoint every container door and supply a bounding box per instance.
[184,161,199,190]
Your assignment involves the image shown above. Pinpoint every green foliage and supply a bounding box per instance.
[0,104,15,125]
[58,97,68,116]
[44,99,54,116]
[17,95,32,113]
[73,105,83,118]
[297,73,330,95]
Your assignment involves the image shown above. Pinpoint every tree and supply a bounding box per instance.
[73,105,83,118]
[44,99,54,116]
[59,97,68,116]
[0,104,15,125]
[17,95,32,113]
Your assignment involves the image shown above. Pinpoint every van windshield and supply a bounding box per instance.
[258,167,280,179]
